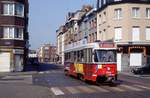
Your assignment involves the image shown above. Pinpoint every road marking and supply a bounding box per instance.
[65,87,80,94]
[77,86,95,93]
[90,86,109,92]
[120,84,143,91]
[109,87,125,92]
[39,72,44,74]
[134,85,150,90]
[50,87,64,95]
[1,75,32,84]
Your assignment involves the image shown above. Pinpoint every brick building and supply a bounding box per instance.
[0,0,29,72]
[37,44,57,63]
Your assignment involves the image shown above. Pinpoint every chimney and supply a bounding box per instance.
[97,0,100,9]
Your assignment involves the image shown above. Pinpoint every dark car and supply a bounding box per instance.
[27,57,39,65]
[131,66,150,74]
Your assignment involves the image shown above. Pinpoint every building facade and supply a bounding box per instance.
[64,5,93,48]
[0,0,29,72]
[97,0,150,71]
[56,25,65,64]
[37,44,57,63]
[56,0,150,72]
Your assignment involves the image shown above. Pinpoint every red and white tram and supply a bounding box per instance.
[64,42,117,83]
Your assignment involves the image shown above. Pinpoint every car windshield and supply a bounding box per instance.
[94,50,116,62]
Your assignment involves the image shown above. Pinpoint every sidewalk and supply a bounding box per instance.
[119,71,150,79]
[0,72,9,79]
[0,71,37,79]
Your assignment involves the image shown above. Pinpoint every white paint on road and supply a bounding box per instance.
[109,86,125,92]
[77,86,96,93]
[65,87,80,94]
[90,86,109,92]
[50,87,64,95]
[0,75,32,84]
[120,84,143,91]
[38,72,44,74]
[134,85,150,90]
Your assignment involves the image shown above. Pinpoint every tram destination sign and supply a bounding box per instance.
[99,42,115,48]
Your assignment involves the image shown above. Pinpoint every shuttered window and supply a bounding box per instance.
[146,28,150,40]
[115,27,122,41]
[132,27,140,41]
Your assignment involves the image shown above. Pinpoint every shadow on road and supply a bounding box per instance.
[23,63,63,72]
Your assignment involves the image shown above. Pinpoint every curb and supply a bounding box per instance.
[119,72,150,79]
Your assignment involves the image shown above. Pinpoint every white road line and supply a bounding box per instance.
[50,87,64,96]
[77,86,95,93]
[65,87,80,94]
[120,84,143,91]
[39,72,44,74]
[134,85,150,90]
[109,87,125,92]
[90,86,109,93]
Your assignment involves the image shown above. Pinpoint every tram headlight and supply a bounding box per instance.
[98,65,102,69]
[107,67,111,71]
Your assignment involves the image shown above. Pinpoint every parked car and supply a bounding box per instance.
[131,65,150,74]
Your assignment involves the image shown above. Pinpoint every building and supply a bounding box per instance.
[28,50,37,58]
[78,8,97,44]
[64,5,93,48]
[56,25,65,64]
[56,5,93,64]
[96,0,150,71]
[37,44,57,63]
[0,0,29,72]
[56,0,150,72]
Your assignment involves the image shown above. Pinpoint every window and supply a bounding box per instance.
[3,27,23,39]
[146,8,150,19]
[99,14,102,25]
[15,3,24,17]
[132,7,140,18]
[114,8,122,20]
[94,50,116,62]
[3,3,24,17]
[132,27,140,41]
[114,27,122,41]
[14,28,23,39]
[3,3,14,15]
[102,29,106,41]
[146,28,150,40]
[114,0,122,1]
[103,12,106,22]
[3,27,14,38]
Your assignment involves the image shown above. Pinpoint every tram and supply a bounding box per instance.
[64,42,117,83]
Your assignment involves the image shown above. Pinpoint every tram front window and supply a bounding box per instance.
[94,50,116,62]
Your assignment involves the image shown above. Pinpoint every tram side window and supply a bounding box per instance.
[83,49,87,62]
[74,51,77,62]
[65,52,71,62]
[78,50,84,62]
[64,53,68,61]
[80,50,84,62]
[70,52,74,62]
[94,51,98,62]
[87,48,92,63]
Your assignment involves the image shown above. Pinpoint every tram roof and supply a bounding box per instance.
[64,42,116,53]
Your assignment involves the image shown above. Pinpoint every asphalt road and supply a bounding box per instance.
[0,63,150,98]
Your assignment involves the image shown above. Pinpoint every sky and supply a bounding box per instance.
[29,0,96,50]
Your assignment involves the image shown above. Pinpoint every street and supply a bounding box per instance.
[0,63,150,98]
